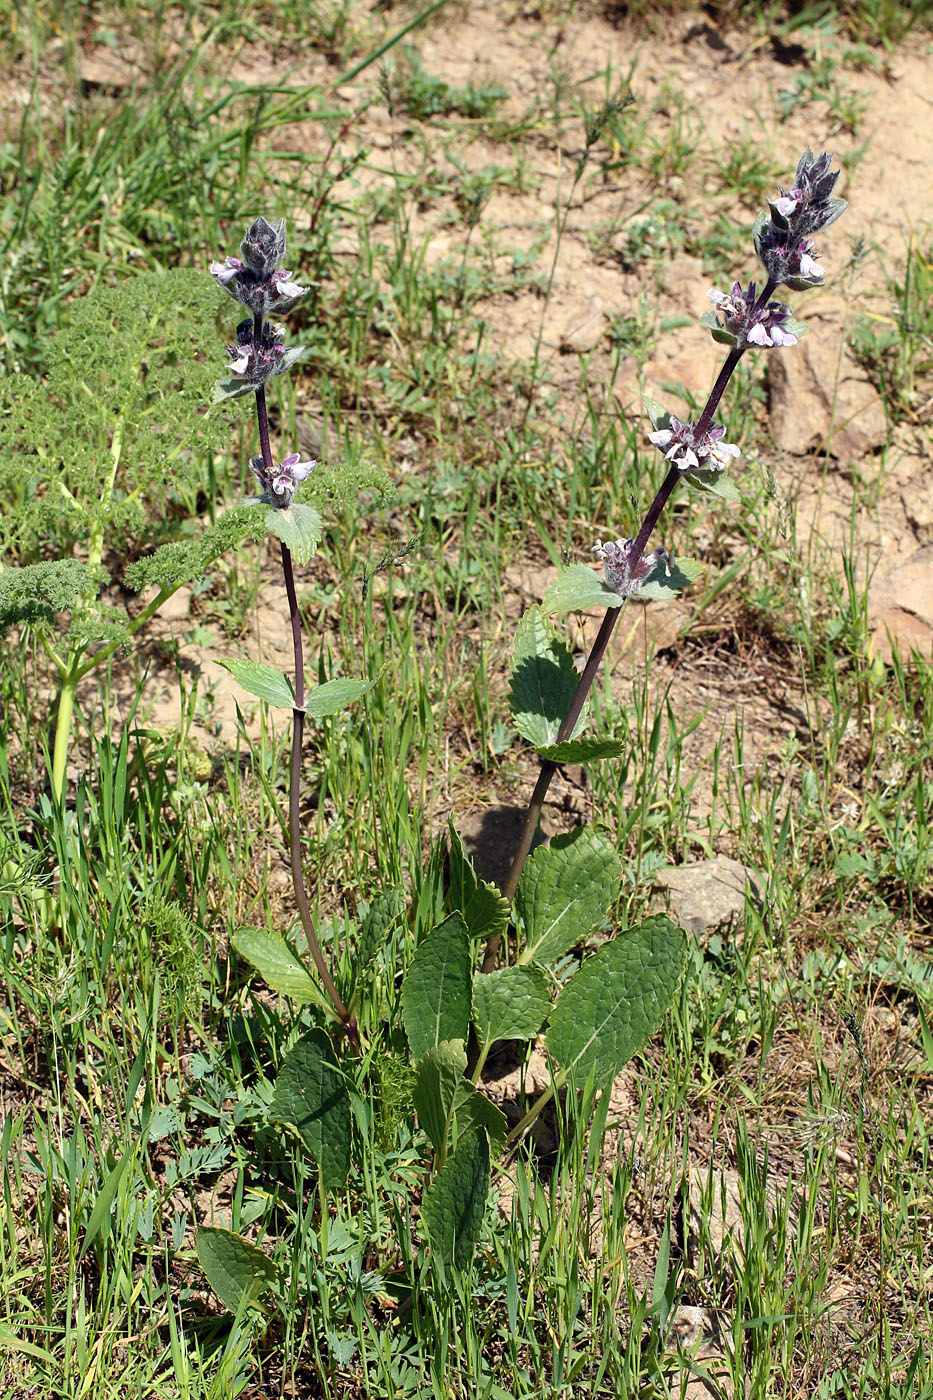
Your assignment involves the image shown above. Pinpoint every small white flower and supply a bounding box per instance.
[228,347,251,375]
[647,428,674,450]
[210,256,243,285]
[768,323,797,347]
[706,439,741,471]
[799,251,824,279]
[747,323,772,347]
[774,193,801,217]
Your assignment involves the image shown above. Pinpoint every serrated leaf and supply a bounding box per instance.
[265,503,323,565]
[447,822,509,944]
[217,657,295,709]
[413,1040,467,1157]
[683,469,742,502]
[212,376,257,403]
[196,1227,278,1314]
[541,564,624,617]
[509,606,588,745]
[421,1129,490,1270]
[305,676,373,717]
[642,395,671,431]
[516,826,621,967]
[231,927,331,1012]
[451,1082,508,1151]
[472,966,551,1051]
[354,888,405,978]
[401,914,472,1064]
[547,916,687,1086]
[269,1029,350,1188]
[536,737,627,763]
[638,555,705,600]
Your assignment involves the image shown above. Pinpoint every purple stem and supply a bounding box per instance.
[484,311,758,969]
[253,320,347,1026]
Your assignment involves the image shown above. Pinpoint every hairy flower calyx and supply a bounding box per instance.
[210,216,308,317]
[707,281,798,349]
[249,452,316,509]
[593,538,671,598]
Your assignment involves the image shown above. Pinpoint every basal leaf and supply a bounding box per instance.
[265,503,323,565]
[231,927,331,1012]
[536,737,627,763]
[354,887,405,978]
[540,564,624,617]
[268,1029,350,1188]
[421,1129,490,1271]
[472,966,550,1051]
[218,657,295,709]
[412,1040,467,1157]
[515,827,621,968]
[305,676,374,718]
[401,914,472,1064]
[509,605,588,745]
[447,822,509,944]
[196,1227,278,1314]
[451,1082,508,1152]
[547,915,687,1087]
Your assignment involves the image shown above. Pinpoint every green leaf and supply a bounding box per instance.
[78,1144,134,1262]
[536,737,627,763]
[265,503,323,565]
[509,605,588,745]
[401,914,472,1064]
[354,888,405,978]
[472,966,550,1050]
[638,555,704,600]
[231,927,331,1012]
[196,1227,278,1314]
[683,470,742,502]
[699,310,738,347]
[212,376,257,403]
[451,1082,508,1152]
[421,1129,490,1271]
[413,1040,467,1157]
[448,822,510,944]
[642,395,671,431]
[217,657,295,709]
[269,1029,351,1188]
[547,915,687,1086]
[515,827,621,967]
[540,564,624,617]
[305,676,374,718]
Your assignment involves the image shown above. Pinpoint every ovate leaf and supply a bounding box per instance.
[683,470,742,501]
[305,676,373,717]
[265,503,323,565]
[516,827,621,967]
[412,1040,467,1157]
[536,737,626,763]
[218,657,295,709]
[269,1029,350,1188]
[448,822,510,944]
[196,1227,278,1314]
[638,555,704,599]
[510,605,588,745]
[421,1129,490,1271]
[541,564,623,617]
[451,1082,508,1152]
[231,927,331,1013]
[472,966,550,1051]
[547,915,687,1087]
[401,914,472,1064]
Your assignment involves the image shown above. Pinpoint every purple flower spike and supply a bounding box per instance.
[249,451,316,508]
[240,217,288,278]
[210,219,308,317]
[593,537,671,598]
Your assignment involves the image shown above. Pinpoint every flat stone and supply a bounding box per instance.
[654,856,761,939]
[768,296,888,461]
[869,545,933,659]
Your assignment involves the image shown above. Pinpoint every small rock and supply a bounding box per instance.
[653,856,761,939]
[659,256,707,316]
[869,544,933,659]
[768,298,888,460]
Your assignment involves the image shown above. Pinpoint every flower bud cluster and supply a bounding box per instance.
[647,417,740,474]
[753,149,845,291]
[210,217,308,318]
[593,537,671,598]
[249,452,316,509]
[226,319,293,389]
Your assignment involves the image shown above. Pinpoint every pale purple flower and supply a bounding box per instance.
[270,269,308,301]
[773,190,802,218]
[647,416,739,474]
[210,256,244,286]
[249,452,316,508]
[798,247,824,279]
[707,280,798,349]
[593,537,670,597]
